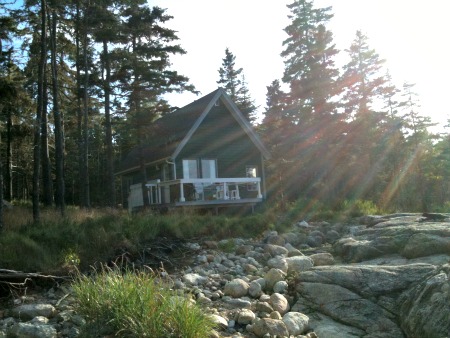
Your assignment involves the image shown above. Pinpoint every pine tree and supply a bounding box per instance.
[262,79,288,147]
[282,0,339,122]
[279,0,341,201]
[338,31,395,202]
[217,48,257,123]
[340,30,389,118]
[88,0,125,208]
[117,4,195,206]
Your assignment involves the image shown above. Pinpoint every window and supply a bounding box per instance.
[246,165,258,191]
[201,159,217,179]
[183,159,198,179]
[183,159,217,179]
[246,165,257,178]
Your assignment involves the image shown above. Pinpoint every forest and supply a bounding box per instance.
[0,0,449,225]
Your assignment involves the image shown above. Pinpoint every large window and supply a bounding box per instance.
[201,159,217,179]
[183,159,199,179]
[183,159,217,179]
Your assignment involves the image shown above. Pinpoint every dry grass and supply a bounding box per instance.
[2,205,126,231]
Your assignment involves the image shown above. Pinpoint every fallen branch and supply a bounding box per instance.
[0,269,70,286]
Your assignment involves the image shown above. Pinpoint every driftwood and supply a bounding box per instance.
[0,269,69,290]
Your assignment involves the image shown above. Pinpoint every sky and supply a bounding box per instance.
[151,0,450,130]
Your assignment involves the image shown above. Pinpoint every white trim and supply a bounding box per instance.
[172,89,223,159]
[171,88,271,161]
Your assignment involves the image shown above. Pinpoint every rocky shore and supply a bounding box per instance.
[1,213,449,337]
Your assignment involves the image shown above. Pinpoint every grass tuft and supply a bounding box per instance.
[72,266,215,337]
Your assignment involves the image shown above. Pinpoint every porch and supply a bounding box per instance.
[128,177,263,211]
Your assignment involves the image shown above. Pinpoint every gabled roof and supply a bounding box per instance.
[116,88,270,175]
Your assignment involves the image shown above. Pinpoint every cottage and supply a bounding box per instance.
[116,88,271,211]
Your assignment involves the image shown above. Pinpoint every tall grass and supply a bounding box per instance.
[72,266,215,337]
[0,198,387,272]
[0,205,274,272]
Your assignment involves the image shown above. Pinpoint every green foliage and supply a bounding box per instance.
[218,239,236,253]
[342,199,381,217]
[0,232,52,271]
[72,266,215,337]
[0,207,275,272]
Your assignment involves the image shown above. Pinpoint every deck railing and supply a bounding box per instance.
[157,177,262,203]
[129,177,263,211]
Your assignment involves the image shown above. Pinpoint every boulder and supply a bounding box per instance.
[295,264,436,298]
[266,233,286,246]
[309,252,335,266]
[210,314,228,330]
[182,273,207,286]
[237,309,256,325]
[267,256,288,273]
[248,280,263,298]
[269,293,290,315]
[309,313,366,338]
[251,318,289,338]
[401,233,450,258]
[282,312,309,336]
[223,278,249,298]
[398,266,450,338]
[295,282,403,336]
[273,280,288,294]
[264,268,286,291]
[286,256,314,274]
[11,304,56,320]
[325,230,341,244]
[263,244,288,256]
[255,301,273,314]
[8,322,57,338]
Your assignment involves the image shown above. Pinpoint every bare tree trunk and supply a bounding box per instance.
[5,107,12,201]
[81,10,90,209]
[75,0,83,207]
[41,70,53,207]
[103,40,115,208]
[33,0,47,223]
[50,9,65,215]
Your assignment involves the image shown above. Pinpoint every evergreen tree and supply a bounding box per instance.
[262,79,288,148]
[88,0,125,208]
[279,0,341,201]
[282,0,339,122]
[117,4,195,206]
[338,31,395,202]
[399,82,436,210]
[217,48,257,123]
[340,30,389,118]
[32,0,47,223]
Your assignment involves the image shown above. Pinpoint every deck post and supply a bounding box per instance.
[223,182,229,200]
[257,181,262,199]
[180,182,185,202]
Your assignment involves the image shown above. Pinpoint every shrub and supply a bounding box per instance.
[0,232,52,271]
[343,199,380,217]
[72,266,215,337]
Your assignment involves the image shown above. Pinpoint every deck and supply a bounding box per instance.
[128,177,263,211]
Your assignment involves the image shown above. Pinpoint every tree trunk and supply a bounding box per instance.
[33,0,47,223]
[5,107,12,201]
[81,10,90,209]
[50,9,65,215]
[41,69,53,207]
[103,40,115,208]
[75,0,83,207]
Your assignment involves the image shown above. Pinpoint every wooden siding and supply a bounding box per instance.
[175,104,262,180]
